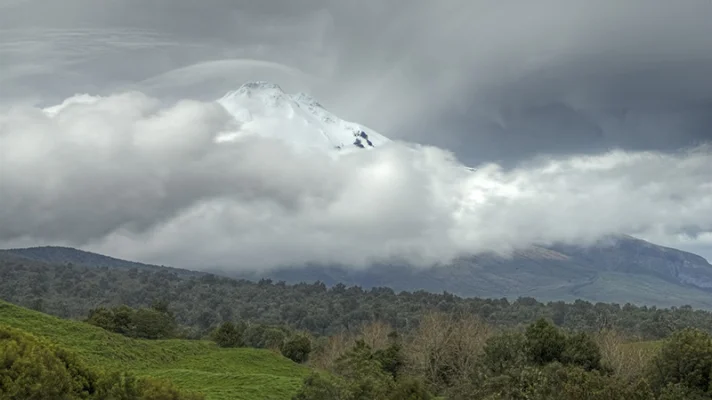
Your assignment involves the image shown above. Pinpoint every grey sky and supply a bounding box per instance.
[1,0,712,266]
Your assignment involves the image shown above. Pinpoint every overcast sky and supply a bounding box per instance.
[1,0,712,267]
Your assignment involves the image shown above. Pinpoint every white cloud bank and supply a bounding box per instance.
[1,91,712,269]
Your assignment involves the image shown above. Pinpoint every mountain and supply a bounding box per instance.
[215,81,390,154]
[219,235,712,309]
[4,237,712,310]
[0,246,202,277]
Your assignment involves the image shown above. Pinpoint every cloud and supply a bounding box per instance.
[1,92,712,269]
[2,1,712,163]
[2,1,712,263]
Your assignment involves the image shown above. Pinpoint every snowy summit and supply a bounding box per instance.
[216,81,390,154]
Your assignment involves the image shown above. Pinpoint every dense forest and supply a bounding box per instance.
[2,253,712,341]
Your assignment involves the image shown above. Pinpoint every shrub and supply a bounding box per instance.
[263,327,288,350]
[292,373,349,400]
[0,325,100,399]
[561,332,603,371]
[211,321,246,348]
[86,305,177,339]
[0,325,204,400]
[282,334,312,363]
[647,328,712,394]
[525,318,566,366]
[482,331,527,375]
[387,378,432,400]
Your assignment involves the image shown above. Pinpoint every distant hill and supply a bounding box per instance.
[4,248,712,340]
[223,235,712,309]
[4,235,712,309]
[0,299,310,400]
[0,246,202,277]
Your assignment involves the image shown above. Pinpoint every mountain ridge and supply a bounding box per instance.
[0,246,202,277]
[5,235,712,309]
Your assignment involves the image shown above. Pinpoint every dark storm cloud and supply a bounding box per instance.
[2,0,712,264]
[2,1,712,163]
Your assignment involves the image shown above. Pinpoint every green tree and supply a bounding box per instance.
[482,331,528,375]
[657,383,707,400]
[281,334,312,364]
[211,321,246,348]
[133,308,177,339]
[525,318,567,366]
[263,327,287,350]
[373,335,405,379]
[648,328,712,394]
[475,362,648,400]
[333,340,394,400]
[561,332,603,371]
[86,305,176,339]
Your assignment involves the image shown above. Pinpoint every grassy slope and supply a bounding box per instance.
[0,300,310,400]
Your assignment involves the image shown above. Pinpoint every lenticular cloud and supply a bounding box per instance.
[1,88,712,270]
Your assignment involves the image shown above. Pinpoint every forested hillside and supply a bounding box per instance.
[2,251,712,341]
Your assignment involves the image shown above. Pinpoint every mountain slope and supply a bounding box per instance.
[0,246,202,277]
[216,81,390,154]
[227,235,712,308]
[0,300,310,400]
[4,237,712,309]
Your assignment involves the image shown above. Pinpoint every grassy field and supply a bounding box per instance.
[0,300,311,400]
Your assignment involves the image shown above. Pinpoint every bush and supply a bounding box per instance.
[387,378,432,400]
[244,324,269,348]
[476,362,647,400]
[263,327,288,350]
[482,331,527,375]
[282,334,312,363]
[657,383,708,400]
[0,325,204,400]
[525,318,567,366]
[99,373,205,400]
[211,321,246,348]
[135,376,205,400]
[373,342,405,379]
[86,305,177,339]
[292,373,349,400]
[561,332,603,371]
[0,325,100,399]
[647,328,712,394]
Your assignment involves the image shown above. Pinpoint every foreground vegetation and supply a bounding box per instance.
[6,293,712,398]
[0,300,310,400]
[297,313,712,399]
[0,325,203,399]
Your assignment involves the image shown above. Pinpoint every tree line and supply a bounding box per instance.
[2,257,712,341]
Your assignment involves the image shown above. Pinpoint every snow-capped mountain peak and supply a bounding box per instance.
[216,81,390,154]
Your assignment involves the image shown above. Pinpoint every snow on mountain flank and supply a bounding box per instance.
[216,81,390,154]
